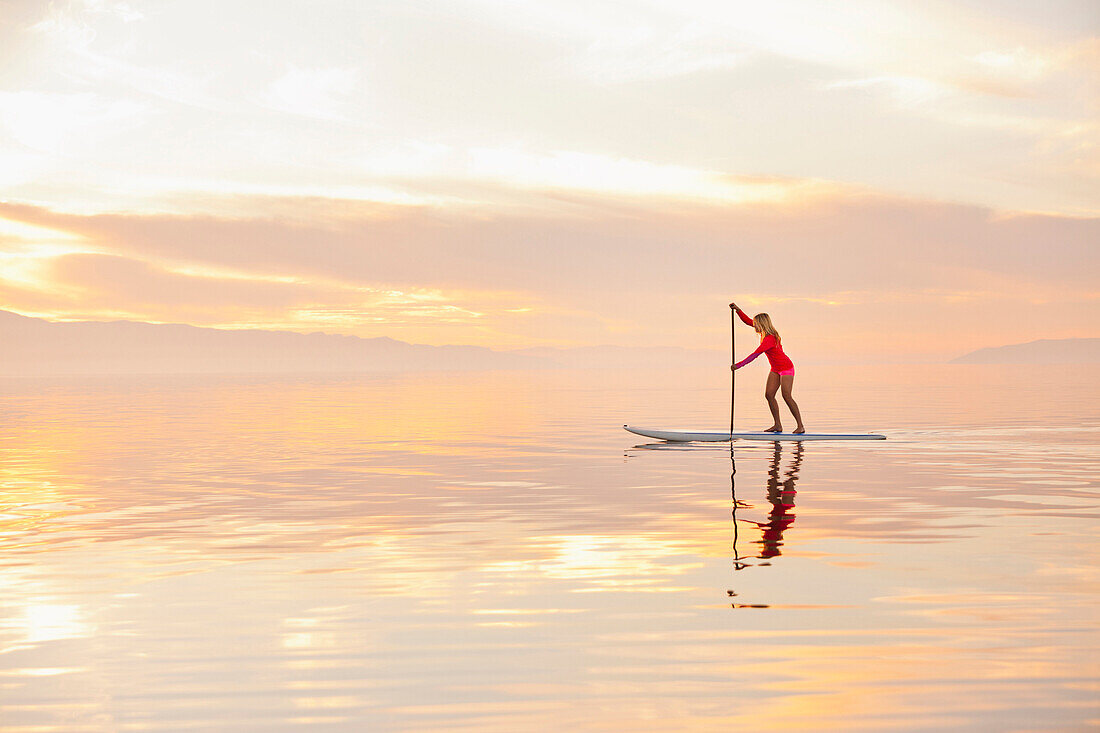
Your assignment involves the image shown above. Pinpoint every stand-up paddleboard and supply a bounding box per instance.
[624,425,885,442]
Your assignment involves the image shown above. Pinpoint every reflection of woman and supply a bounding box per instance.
[729,303,805,434]
[754,443,802,559]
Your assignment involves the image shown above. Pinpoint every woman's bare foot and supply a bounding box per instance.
[764,425,782,433]
[793,426,806,434]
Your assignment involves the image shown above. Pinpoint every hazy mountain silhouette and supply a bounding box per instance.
[951,338,1100,364]
[0,310,722,375]
[515,345,719,368]
[0,310,549,375]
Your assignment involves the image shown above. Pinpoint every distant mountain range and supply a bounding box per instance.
[952,338,1100,364]
[7,310,1094,375]
[0,310,719,375]
[513,345,719,368]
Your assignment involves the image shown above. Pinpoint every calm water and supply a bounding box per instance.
[1,365,1098,731]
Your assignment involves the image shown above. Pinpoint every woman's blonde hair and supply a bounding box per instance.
[752,313,780,341]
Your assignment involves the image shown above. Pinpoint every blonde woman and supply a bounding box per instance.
[729,303,805,434]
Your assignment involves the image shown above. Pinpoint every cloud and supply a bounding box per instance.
[4,194,1096,298]
[259,65,358,120]
[0,191,1095,358]
[49,253,328,308]
[9,251,522,336]
[824,76,945,107]
[2,0,1096,217]
[0,0,1096,359]
[0,90,150,154]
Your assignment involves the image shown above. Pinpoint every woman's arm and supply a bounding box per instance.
[730,303,755,327]
[733,335,776,369]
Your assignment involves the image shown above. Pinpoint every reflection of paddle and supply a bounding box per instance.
[729,450,750,576]
[728,448,754,604]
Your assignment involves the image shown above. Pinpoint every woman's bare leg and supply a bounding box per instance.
[764,372,782,432]
[780,374,805,434]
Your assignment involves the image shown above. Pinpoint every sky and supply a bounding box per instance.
[0,0,1097,362]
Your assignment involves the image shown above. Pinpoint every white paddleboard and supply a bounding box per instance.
[624,425,886,442]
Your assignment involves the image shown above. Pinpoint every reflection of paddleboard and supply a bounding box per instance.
[624,425,886,442]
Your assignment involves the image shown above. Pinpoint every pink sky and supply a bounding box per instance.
[0,0,1096,362]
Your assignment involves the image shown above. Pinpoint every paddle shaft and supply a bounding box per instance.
[730,306,736,435]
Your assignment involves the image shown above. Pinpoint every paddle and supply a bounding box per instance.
[730,303,736,437]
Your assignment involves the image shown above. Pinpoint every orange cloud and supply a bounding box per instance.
[1,190,1096,360]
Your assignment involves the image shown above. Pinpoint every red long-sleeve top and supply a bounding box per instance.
[734,309,794,372]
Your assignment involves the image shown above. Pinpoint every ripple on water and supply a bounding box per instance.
[0,365,1098,730]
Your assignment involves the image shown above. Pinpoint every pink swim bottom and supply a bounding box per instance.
[772,369,795,376]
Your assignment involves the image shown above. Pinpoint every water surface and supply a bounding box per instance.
[1,365,1098,730]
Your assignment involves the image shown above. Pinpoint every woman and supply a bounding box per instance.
[729,303,805,434]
